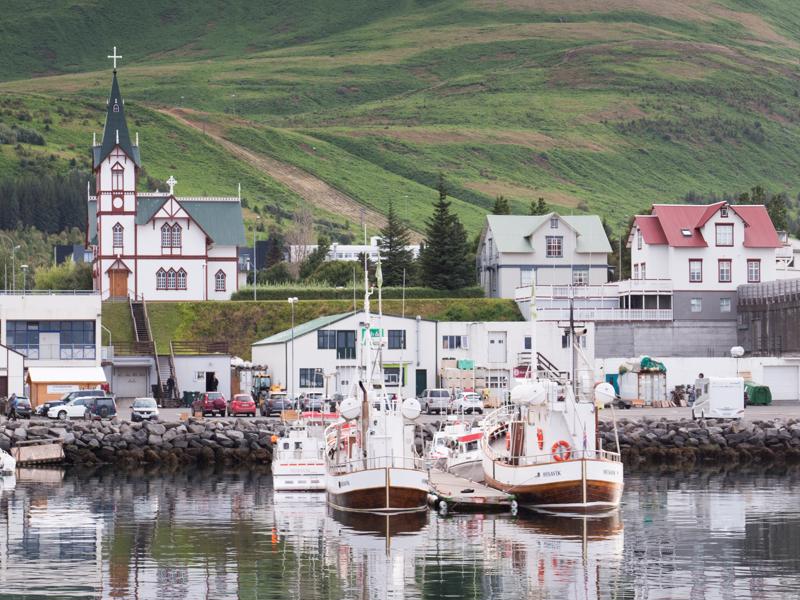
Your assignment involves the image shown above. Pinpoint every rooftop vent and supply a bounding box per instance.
[681,229,692,237]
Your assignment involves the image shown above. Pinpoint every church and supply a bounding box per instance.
[87,51,245,301]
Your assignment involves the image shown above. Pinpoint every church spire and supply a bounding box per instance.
[93,54,140,169]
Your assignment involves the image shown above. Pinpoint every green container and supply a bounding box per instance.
[744,381,771,406]
[457,359,475,370]
[182,391,198,407]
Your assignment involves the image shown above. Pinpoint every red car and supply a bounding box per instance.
[229,393,256,417]
[193,392,227,416]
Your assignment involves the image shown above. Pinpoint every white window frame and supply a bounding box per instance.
[520,267,533,287]
[550,216,558,229]
[215,270,227,292]
[690,298,702,313]
[161,223,171,248]
[747,259,760,283]
[166,269,177,290]
[572,268,589,286]
[176,269,187,290]
[689,259,703,283]
[545,236,563,258]
[720,298,731,313]
[112,223,123,248]
[156,269,167,290]
[715,224,733,247]
[171,224,182,248]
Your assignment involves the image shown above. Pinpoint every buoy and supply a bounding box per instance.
[270,435,278,444]
[438,500,448,515]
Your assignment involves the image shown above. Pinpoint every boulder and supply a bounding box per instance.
[147,434,163,446]
[13,428,26,441]
[145,422,166,436]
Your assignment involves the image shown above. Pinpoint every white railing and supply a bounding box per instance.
[328,454,424,474]
[535,307,673,321]
[0,290,99,295]
[616,278,673,294]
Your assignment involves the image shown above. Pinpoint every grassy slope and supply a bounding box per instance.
[102,299,522,359]
[4,1,800,234]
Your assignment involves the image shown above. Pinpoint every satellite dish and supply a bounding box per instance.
[339,396,361,421]
[594,382,616,406]
[401,397,422,420]
[730,346,745,358]
[510,382,546,406]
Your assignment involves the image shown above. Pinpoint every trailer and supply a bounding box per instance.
[691,377,744,420]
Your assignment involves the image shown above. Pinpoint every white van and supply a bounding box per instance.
[691,377,744,420]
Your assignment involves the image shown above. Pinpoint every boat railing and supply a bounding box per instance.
[328,454,425,474]
[487,446,622,465]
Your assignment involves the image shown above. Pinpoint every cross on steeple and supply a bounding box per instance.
[107,46,122,71]
[167,175,177,195]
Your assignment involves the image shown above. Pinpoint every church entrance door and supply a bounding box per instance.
[109,269,129,298]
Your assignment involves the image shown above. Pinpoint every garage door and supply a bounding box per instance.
[113,367,149,399]
[763,366,799,401]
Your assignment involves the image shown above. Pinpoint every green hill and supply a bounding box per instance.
[4,0,800,237]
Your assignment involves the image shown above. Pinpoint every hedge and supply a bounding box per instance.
[231,286,485,301]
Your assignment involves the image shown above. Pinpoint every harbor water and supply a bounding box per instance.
[0,466,798,599]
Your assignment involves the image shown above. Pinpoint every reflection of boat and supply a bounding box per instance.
[0,447,16,475]
[324,261,427,514]
[427,417,484,482]
[328,505,428,537]
[272,412,336,491]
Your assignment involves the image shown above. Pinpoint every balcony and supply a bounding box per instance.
[535,307,673,322]
[515,283,620,302]
[616,278,673,294]
[11,344,98,360]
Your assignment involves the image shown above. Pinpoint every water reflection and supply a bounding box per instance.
[0,467,797,599]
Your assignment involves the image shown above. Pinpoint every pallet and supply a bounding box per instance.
[428,469,514,513]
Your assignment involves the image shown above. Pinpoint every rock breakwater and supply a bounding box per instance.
[599,418,800,466]
[0,418,279,467]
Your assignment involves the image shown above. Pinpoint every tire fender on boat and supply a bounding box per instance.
[551,440,571,462]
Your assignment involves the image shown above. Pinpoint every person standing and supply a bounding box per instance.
[7,393,17,420]
[166,376,175,400]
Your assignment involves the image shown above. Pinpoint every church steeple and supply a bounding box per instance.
[93,58,140,169]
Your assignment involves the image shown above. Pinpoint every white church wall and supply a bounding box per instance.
[136,259,206,300]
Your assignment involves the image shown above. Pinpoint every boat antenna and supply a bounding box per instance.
[528,282,536,380]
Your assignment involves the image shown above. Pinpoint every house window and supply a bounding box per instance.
[550,217,559,229]
[318,331,336,349]
[112,223,123,248]
[520,267,533,287]
[720,298,732,313]
[715,224,733,247]
[156,269,167,290]
[718,259,732,283]
[633,264,639,280]
[690,298,702,313]
[443,335,468,349]
[111,166,124,191]
[637,229,642,250]
[176,269,187,290]
[545,236,563,258]
[161,223,171,248]
[299,368,323,388]
[720,205,729,218]
[524,336,532,350]
[641,263,646,280]
[384,367,401,386]
[215,270,226,292]
[572,268,589,285]
[171,224,182,248]
[747,259,761,283]
[561,334,587,348]
[388,330,406,350]
[689,259,702,283]
[6,320,95,360]
[336,331,356,359]
[166,269,177,290]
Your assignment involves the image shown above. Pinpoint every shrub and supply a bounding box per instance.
[231,285,485,301]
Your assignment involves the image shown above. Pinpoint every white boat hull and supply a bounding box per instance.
[326,466,429,514]
[272,461,326,492]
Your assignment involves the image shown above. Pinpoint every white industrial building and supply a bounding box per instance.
[251,311,594,401]
[289,236,420,263]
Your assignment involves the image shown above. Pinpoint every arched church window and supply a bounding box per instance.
[171,224,182,248]
[167,269,177,290]
[111,164,124,191]
[113,103,120,113]
[215,270,226,292]
[112,223,123,248]
[161,223,171,248]
[177,269,187,290]
[156,269,167,290]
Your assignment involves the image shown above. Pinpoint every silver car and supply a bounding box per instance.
[450,392,484,415]
[420,389,452,415]
[131,397,159,422]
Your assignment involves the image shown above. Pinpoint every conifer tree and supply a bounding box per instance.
[378,200,414,286]
[419,175,473,289]
[492,195,510,215]
[529,197,548,215]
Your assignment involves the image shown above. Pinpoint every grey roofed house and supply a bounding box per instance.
[477,213,612,298]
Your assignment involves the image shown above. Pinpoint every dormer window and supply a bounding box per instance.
[720,205,728,218]
[681,229,692,237]
[171,224,182,248]
[111,164,124,191]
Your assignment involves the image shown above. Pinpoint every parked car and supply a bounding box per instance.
[36,389,105,417]
[419,389,452,415]
[612,396,632,410]
[229,394,257,417]
[131,397,159,422]
[261,392,293,417]
[193,392,228,416]
[8,396,32,419]
[303,393,325,412]
[450,392,484,414]
[86,396,117,419]
[48,396,94,420]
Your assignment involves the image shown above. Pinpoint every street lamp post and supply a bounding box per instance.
[20,264,28,295]
[11,245,19,292]
[288,297,299,403]
[253,216,260,301]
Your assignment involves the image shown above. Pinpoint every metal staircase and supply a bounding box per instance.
[129,297,179,405]
[130,299,151,343]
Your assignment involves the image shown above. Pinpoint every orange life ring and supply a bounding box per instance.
[536,428,544,451]
[506,432,510,450]
[551,440,571,462]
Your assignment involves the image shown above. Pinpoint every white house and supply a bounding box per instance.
[87,67,245,300]
[629,202,781,320]
[477,213,611,298]
[251,311,593,402]
[289,236,420,263]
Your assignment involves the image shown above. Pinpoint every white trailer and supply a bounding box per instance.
[692,377,744,420]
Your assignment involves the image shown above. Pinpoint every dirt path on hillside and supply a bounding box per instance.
[157,107,423,239]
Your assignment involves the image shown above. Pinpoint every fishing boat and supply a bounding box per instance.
[272,411,337,492]
[324,257,428,514]
[480,285,623,513]
[427,417,484,482]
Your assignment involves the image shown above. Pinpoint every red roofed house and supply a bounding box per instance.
[628,201,782,320]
